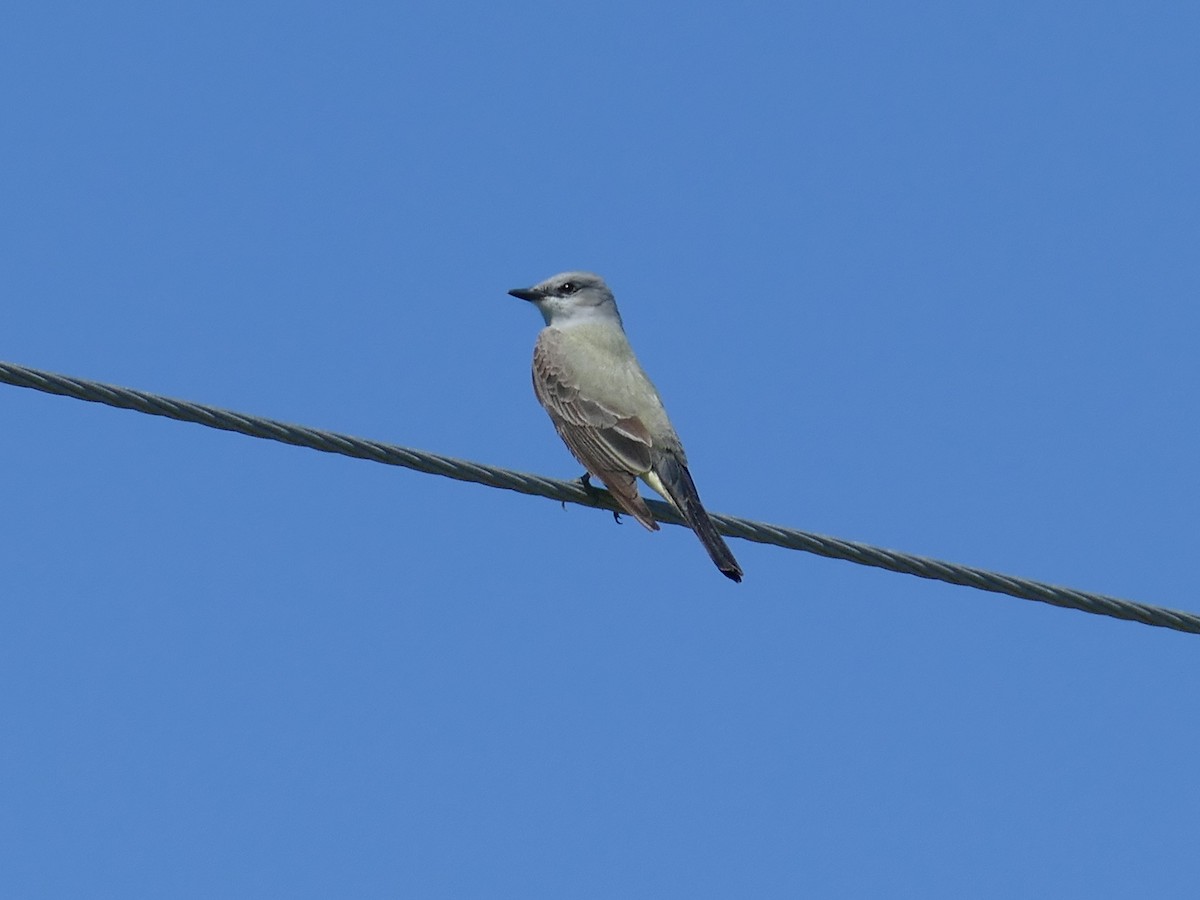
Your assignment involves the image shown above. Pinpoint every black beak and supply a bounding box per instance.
[508,287,543,302]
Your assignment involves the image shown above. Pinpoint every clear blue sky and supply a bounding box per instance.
[2,2,1197,897]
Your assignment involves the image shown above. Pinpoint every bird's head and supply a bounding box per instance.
[508,271,622,327]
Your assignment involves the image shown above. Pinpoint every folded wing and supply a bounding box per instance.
[533,335,659,530]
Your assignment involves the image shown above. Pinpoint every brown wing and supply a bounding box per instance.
[533,335,659,531]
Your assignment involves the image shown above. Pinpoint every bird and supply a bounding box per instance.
[508,271,743,582]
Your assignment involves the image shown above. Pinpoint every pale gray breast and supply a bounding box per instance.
[539,324,678,447]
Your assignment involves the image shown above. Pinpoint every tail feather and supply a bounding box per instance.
[653,453,743,583]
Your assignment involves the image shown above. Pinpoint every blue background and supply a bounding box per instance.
[2,2,1197,896]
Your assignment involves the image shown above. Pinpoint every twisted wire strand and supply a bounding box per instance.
[2,359,1195,635]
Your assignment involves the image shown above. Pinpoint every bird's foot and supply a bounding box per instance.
[576,473,622,524]
[578,472,598,498]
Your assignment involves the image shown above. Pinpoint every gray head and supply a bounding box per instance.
[508,271,623,328]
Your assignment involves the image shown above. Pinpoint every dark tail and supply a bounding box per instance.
[654,453,743,583]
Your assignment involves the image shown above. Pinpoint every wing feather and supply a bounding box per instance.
[533,333,659,530]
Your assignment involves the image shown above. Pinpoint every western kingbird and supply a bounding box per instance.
[508,271,743,582]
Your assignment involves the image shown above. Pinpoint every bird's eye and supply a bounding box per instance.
[559,282,578,295]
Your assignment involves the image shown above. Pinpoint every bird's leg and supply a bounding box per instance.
[577,473,622,524]
[566,473,592,511]
[565,473,598,511]
[578,472,600,502]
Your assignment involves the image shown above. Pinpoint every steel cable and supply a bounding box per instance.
[2,359,1194,635]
